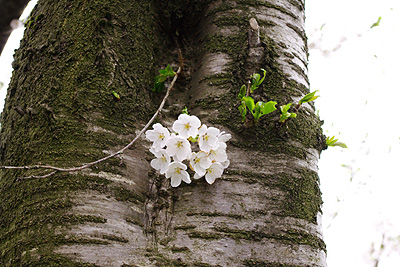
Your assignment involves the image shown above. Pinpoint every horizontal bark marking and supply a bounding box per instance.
[213,225,325,251]
[286,23,307,47]
[244,259,308,267]
[222,168,322,224]
[180,223,325,253]
[236,0,298,20]
[284,59,308,84]
[186,211,246,220]
[205,33,248,56]
[146,251,220,267]
[174,225,197,230]
[288,0,305,12]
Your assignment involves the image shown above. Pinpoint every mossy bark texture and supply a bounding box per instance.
[0,0,327,266]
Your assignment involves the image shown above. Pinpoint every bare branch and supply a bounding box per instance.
[1,66,181,179]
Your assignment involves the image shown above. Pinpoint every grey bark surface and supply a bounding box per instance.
[0,0,327,266]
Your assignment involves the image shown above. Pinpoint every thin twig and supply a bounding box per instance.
[16,171,58,181]
[1,67,181,179]
[246,79,251,97]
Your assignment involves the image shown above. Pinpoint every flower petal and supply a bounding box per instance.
[193,172,203,179]
[180,171,191,184]
[205,162,224,184]
[205,174,216,184]
[166,136,191,161]
[171,176,181,187]
[172,114,201,138]
[218,131,232,143]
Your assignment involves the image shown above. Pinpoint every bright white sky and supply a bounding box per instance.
[0,0,37,108]
[306,0,400,266]
[0,1,399,266]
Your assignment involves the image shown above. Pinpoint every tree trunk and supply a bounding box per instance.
[0,0,327,266]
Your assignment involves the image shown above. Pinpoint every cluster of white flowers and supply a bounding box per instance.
[145,114,231,187]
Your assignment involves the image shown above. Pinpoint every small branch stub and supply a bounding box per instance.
[248,18,261,48]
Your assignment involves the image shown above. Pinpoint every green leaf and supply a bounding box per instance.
[370,16,382,29]
[281,103,292,113]
[334,142,348,148]
[238,101,247,122]
[182,106,189,115]
[164,64,176,77]
[279,113,295,122]
[251,73,260,85]
[158,65,175,82]
[252,101,277,122]
[279,103,296,122]
[243,96,255,114]
[249,69,267,93]
[238,84,246,100]
[260,101,277,115]
[254,102,262,121]
[326,136,337,144]
[158,75,167,83]
[153,81,165,93]
[279,113,290,122]
[258,68,266,85]
[165,64,172,71]
[299,90,319,106]
[326,136,347,148]
[153,69,175,92]
[112,91,120,100]
[250,84,257,94]
[188,136,199,142]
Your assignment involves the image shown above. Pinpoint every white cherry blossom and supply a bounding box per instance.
[150,149,171,174]
[220,160,230,169]
[190,151,212,176]
[193,172,203,179]
[166,136,191,162]
[205,162,224,184]
[208,142,228,163]
[145,123,170,151]
[218,131,232,143]
[198,125,220,152]
[147,114,230,187]
[165,162,191,187]
[172,114,201,139]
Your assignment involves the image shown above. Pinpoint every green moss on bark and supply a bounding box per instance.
[225,168,323,225]
[0,172,138,265]
[272,168,323,224]
[1,0,325,265]
[213,225,325,252]
[0,0,157,265]
[24,255,100,267]
[198,35,324,155]
[186,211,245,220]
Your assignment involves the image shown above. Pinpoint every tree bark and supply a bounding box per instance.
[0,0,327,266]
